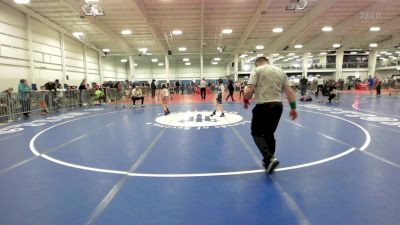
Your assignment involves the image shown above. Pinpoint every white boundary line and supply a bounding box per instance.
[352,101,400,119]
[297,108,371,151]
[29,108,370,178]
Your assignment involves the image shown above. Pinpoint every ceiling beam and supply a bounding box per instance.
[200,0,204,54]
[233,0,272,54]
[268,0,339,52]
[59,0,136,52]
[128,0,168,54]
[342,17,400,49]
[108,52,236,57]
[376,33,400,49]
[304,0,398,51]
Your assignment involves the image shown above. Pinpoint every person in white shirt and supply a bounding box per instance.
[131,86,145,108]
[315,75,324,97]
[200,78,207,100]
[160,83,171,115]
[244,57,297,174]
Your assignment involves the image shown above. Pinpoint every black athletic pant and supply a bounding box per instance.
[226,90,234,101]
[200,88,206,99]
[328,93,336,103]
[300,85,307,96]
[131,96,144,105]
[251,102,283,164]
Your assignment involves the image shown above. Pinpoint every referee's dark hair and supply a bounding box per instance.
[255,56,269,64]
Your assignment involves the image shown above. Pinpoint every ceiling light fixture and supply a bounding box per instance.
[273,27,283,33]
[73,32,84,37]
[14,0,30,4]
[370,27,381,32]
[120,59,128,63]
[214,57,221,61]
[185,62,191,66]
[256,45,264,50]
[178,47,187,52]
[222,29,233,34]
[102,49,110,53]
[72,32,85,40]
[322,26,333,32]
[183,58,190,62]
[121,29,132,35]
[369,43,378,48]
[82,3,105,16]
[151,58,158,62]
[285,0,308,11]
[319,52,327,55]
[294,44,303,49]
[158,62,164,66]
[350,52,357,55]
[332,43,341,48]
[212,62,218,65]
[172,30,182,35]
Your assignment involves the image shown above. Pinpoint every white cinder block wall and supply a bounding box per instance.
[0,1,129,90]
[0,2,30,90]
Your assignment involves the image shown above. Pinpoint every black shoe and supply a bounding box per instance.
[265,158,279,174]
[164,111,168,115]
[210,111,216,116]
[167,108,170,113]
[220,113,225,117]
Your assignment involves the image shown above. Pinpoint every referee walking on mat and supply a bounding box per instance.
[244,57,298,174]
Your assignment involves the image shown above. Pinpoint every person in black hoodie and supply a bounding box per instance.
[225,80,235,101]
[150,79,156,99]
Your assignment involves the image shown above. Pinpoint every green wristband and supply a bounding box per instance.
[290,102,296,110]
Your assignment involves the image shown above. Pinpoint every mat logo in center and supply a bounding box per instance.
[148,111,249,130]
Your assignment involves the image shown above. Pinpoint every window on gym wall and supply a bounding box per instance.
[343,53,369,69]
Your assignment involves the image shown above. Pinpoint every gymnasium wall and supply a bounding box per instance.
[341,71,369,81]
[0,1,127,90]
[374,69,399,79]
